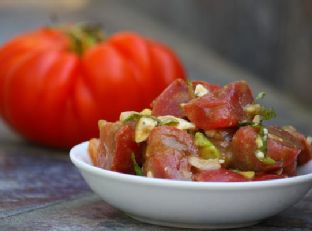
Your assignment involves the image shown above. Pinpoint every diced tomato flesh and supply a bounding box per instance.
[193,169,247,182]
[282,127,312,166]
[184,81,254,129]
[151,79,191,117]
[144,126,198,180]
[96,122,142,173]
[231,126,301,175]
[111,123,143,172]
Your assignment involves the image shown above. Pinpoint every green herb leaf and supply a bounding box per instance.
[260,108,277,121]
[262,157,276,165]
[232,170,255,180]
[158,117,179,126]
[259,127,268,153]
[194,132,221,159]
[256,92,266,100]
[131,153,143,176]
[254,127,276,165]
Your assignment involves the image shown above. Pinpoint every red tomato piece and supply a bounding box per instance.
[231,126,301,175]
[298,139,312,166]
[151,79,191,117]
[282,127,312,166]
[282,161,297,176]
[193,169,247,182]
[96,121,142,173]
[183,81,254,129]
[267,127,302,176]
[144,126,198,180]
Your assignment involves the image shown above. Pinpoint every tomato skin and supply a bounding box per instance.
[231,126,282,172]
[0,28,186,148]
[193,169,247,182]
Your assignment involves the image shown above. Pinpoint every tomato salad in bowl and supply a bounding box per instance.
[87,79,312,182]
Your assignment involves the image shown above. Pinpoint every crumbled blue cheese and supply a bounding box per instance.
[135,117,158,143]
[188,156,221,170]
[147,171,154,178]
[255,127,268,160]
[98,120,107,129]
[120,109,152,122]
[244,103,262,114]
[237,171,255,180]
[157,115,195,130]
[255,150,265,159]
[194,84,209,97]
[140,108,152,116]
[252,115,262,125]
[119,111,140,122]
[255,135,263,148]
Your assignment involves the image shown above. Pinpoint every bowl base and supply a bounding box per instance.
[127,214,260,229]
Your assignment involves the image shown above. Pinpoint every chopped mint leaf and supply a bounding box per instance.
[262,157,276,165]
[256,92,266,100]
[194,132,221,159]
[131,153,143,176]
[260,108,277,121]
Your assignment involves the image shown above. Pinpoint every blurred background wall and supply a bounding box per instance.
[126,0,312,107]
[0,0,311,107]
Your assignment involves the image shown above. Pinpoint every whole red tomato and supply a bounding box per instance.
[0,24,186,148]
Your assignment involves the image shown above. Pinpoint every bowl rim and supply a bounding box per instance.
[70,142,312,190]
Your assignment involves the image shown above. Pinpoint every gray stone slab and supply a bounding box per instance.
[0,146,90,218]
[0,194,179,231]
[0,191,311,231]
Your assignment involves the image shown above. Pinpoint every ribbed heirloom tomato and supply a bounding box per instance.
[0,24,185,148]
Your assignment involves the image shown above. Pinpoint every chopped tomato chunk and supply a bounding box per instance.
[282,126,312,166]
[231,126,301,175]
[193,169,247,182]
[144,126,198,180]
[151,79,191,117]
[184,81,254,129]
[96,121,142,173]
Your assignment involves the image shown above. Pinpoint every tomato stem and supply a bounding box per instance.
[64,23,105,56]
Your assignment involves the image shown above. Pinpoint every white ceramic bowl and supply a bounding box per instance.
[70,142,312,229]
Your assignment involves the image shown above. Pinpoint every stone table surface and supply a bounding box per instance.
[0,1,312,230]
